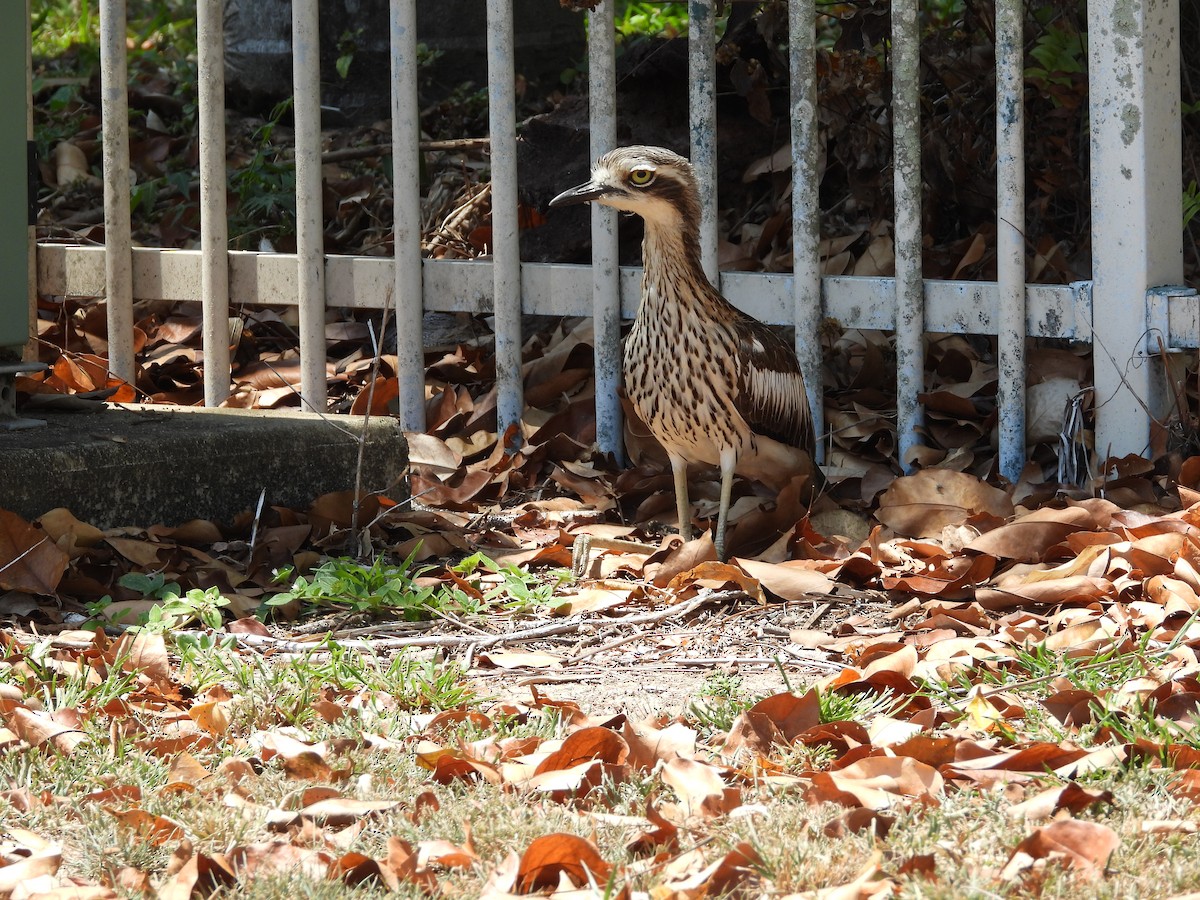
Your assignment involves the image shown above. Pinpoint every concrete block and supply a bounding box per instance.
[0,404,408,528]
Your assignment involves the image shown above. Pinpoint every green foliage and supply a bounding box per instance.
[86,572,231,632]
[1185,181,1200,231]
[818,686,899,723]
[921,0,966,28]
[688,673,752,733]
[32,0,197,74]
[229,99,298,248]
[267,548,437,618]
[615,2,690,41]
[138,588,230,632]
[30,0,99,62]
[335,27,364,80]
[1025,24,1086,89]
[266,548,570,621]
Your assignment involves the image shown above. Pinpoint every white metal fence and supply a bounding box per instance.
[34,0,1200,481]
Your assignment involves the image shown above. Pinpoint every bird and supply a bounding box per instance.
[549,145,817,561]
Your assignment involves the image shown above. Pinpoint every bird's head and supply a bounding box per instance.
[548,145,700,231]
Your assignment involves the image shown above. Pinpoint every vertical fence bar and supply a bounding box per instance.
[588,2,622,460]
[891,0,924,469]
[292,0,326,410]
[25,0,37,362]
[198,0,230,407]
[1088,0,1183,460]
[487,0,523,440]
[688,0,718,283]
[995,0,1025,481]
[99,0,134,384]
[391,0,425,432]
[789,0,824,464]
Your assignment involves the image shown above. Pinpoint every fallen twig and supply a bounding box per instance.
[320,137,490,165]
[171,590,744,656]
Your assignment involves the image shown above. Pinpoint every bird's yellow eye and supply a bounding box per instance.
[629,167,655,187]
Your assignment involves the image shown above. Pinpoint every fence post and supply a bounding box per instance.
[995,0,1026,481]
[688,0,718,284]
[99,0,134,385]
[1088,0,1182,461]
[392,0,426,432]
[486,0,524,442]
[789,0,824,463]
[198,0,230,407]
[891,0,924,469]
[588,2,623,460]
[292,0,327,410]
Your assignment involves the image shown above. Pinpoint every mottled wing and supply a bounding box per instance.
[732,316,814,451]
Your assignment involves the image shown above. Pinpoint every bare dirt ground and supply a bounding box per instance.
[459,588,901,715]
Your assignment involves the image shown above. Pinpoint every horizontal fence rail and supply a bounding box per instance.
[32,0,1195,473]
[38,246,1110,338]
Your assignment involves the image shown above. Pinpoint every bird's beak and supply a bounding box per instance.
[548,179,610,208]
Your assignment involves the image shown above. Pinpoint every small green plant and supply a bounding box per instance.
[688,673,752,733]
[267,548,437,619]
[335,27,364,79]
[266,549,570,621]
[229,98,298,248]
[87,572,230,633]
[614,2,690,41]
[1185,181,1200,231]
[139,587,230,632]
[818,686,899,723]
[1025,23,1086,92]
[451,550,571,613]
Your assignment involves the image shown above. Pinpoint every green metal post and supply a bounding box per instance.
[0,0,31,355]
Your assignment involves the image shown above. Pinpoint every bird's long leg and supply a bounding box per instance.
[715,448,738,562]
[668,453,691,543]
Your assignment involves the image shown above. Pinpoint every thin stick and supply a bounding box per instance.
[350,286,393,551]
[321,137,490,165]
[171,589,742,655]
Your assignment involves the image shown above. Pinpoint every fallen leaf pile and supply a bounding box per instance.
[5,425,1200,894]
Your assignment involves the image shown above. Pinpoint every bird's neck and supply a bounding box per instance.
[639,222,715,316]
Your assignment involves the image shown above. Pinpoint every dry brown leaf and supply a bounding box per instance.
[37,508,105,555]
[187,700,233,737]
[114,632,172,690]
[626,799,680,855]
[806,756,944,809]
[105,808,186,845]
[534,726,629,774]
[165,752,212,790]
[0,509,69,594]
[666,560,762,598]
[1007,783,1114,821]
[735,557,834,599]
[476,649,564,669]
[0,829,62,893]
[876,470,1013,538]
[999,819,1119,881]
[974,576,1113,610]
[514,833,613,894]
[226,842,334,881]
[967,505,1098,561]
[660,758,741,819]
[4,706,88,755]
[724,690,822,754]
[418,829,480,869]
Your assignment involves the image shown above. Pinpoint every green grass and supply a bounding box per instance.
[8,623,1200,897]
